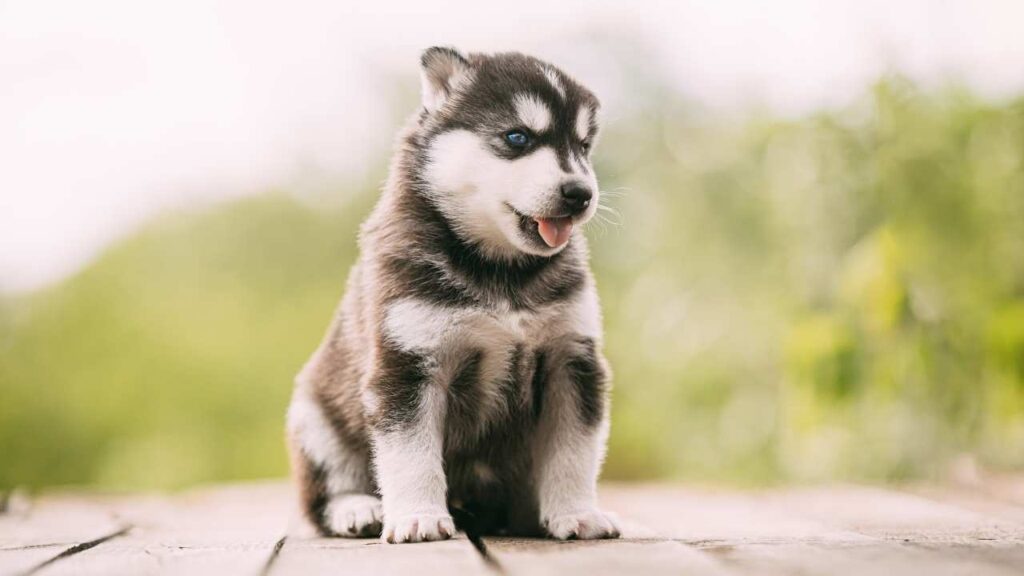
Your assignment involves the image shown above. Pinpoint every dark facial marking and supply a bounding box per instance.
[424,52,599,174]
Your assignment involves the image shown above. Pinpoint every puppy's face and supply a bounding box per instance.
[418,48,601,258]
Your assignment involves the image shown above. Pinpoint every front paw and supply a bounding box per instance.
[382,513,455,544]
[544,508,621,540]
[324,494,383,538]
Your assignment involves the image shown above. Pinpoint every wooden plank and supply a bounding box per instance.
[0,493,127,576]
[707,541,1024,576]
[39,482,290,576]
[599,483,1024,543]
[270,536,485,575]
[0,493,124,548]
[762,485,1024,544]
[599,484,874,545]
[601,483,1024,576]
[3,481,1024,575]
[0,544,68,576]
[487,538,731,576]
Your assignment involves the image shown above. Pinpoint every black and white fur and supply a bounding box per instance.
[287,47,618,543]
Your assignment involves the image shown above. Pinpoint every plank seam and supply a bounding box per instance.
[258,535,287,576]
[13,525,131,576]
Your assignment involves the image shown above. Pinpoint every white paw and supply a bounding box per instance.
[544,508,621,540]
[382,513,455,544]
[325,494,383,538]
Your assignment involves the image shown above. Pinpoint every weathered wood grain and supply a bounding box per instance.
[1,479,1022,576]
[0,492,128,576]
[35,483,290,576]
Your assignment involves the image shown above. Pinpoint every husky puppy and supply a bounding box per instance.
[287,47,618,543]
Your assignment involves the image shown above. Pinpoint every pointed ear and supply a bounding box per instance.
[420,46,470,114]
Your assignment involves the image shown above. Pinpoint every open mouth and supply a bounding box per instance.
[507,204,575,249]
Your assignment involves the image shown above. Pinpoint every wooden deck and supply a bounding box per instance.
[2,480,1023,575]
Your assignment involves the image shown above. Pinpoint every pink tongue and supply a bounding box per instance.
[535,217,574,248]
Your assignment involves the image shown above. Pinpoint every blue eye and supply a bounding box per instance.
[504,130,530,148]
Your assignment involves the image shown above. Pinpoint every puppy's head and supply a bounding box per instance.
[416,47,601,258]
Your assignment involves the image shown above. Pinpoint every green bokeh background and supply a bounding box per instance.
[2,69,1023,490]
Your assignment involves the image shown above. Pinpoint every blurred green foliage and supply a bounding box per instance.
[2,76,1023,490]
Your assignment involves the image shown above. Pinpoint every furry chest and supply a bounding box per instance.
[383,299,567,358]
[383,299,568,422]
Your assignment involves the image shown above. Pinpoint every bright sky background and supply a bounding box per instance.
[2,0,1023,293]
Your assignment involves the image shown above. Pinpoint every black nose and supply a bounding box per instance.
[560,182,593,215]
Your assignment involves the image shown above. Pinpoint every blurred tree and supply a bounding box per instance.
[2,73,1023,489]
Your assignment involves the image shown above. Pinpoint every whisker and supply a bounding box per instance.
[583,209,612,236]
[584,186,626,235]
[588,216,608,237]
[587,208,621,233]
[594,204,622,227]
[599,186,631,198]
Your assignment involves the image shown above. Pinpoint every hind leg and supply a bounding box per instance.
[288,384,381,537]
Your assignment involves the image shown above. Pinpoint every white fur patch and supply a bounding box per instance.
[384,296,590,355]
[386,299,524,388]
[323,493,382,537]
[542,66,566,99]
[424,129,572,256]
[575,106,593,141]
[383,299,456,352]
[533,368,612,535]
[287,389,338,470]
[382,293,600,434]
[514,93,552,133]
[287,383,371,496]
[373,386,448,518]
[373,385,455,542]
[382,300,518,421]
[572,285,604,340]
